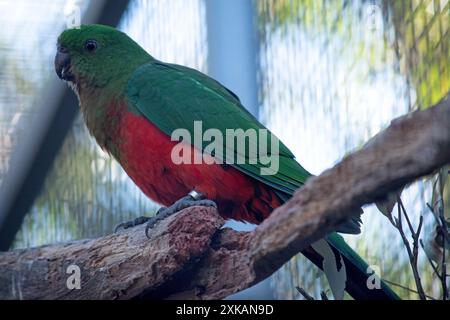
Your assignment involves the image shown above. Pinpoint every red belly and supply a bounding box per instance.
[118,112,282,223]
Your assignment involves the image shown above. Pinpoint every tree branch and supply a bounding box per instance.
[1,96,449,300]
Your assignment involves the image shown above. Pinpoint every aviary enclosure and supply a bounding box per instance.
[0,0,448,301]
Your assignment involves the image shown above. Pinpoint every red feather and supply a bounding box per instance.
[118,109,282,224]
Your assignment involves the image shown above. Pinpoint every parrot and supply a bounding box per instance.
[54,24,398,300]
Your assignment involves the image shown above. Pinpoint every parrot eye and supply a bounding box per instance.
[84,40,98,53]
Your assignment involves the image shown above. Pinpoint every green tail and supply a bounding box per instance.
[276,191,399,299]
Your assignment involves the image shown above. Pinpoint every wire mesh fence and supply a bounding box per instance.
[0,0,447,299]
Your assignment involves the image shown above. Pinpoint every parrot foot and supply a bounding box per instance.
[114,216,151,232]
[145,190,216,238]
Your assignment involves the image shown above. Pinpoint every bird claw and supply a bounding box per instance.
[145,193,217,238]
[114,216,151,232]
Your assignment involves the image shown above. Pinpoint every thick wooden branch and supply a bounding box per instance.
[0,207,224,299]
[1,96,449,300]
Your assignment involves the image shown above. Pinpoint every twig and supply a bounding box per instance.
[438,170,448,300]
[320,291,329,300]
[295,286,329,300]
[425,169,449,300]
[296,287,315,300]
[398,197,415,236]
[420,239,441,278]
[390,196,427,300]
[442,230,447,300]
[382,278,435,300]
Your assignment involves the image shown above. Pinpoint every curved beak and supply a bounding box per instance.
[54,46,73,81]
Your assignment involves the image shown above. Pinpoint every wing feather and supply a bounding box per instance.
[126,61,311,195]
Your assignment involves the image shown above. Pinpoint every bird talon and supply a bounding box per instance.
[195,199,217,208]
[156,206,166,215]
[145,221,152,238]
[114,222,127,233]
[114,216,150,233]
[144,193,217,238]
[144,216,162,238]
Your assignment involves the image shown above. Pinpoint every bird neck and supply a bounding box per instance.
[76,78,128,159]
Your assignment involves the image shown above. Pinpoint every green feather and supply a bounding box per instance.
[126,61,311,194]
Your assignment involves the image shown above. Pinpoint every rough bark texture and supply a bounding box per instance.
[1,96,449,300]
[0,207,224,299]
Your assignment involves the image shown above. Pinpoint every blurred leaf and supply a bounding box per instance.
[375,189,403,220]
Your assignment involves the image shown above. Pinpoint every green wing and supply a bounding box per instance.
[126,61,311,195]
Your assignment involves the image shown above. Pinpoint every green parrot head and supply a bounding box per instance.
[55,24,152,90]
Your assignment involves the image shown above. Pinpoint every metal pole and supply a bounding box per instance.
[205,0,259,118]
[205,0,274,299]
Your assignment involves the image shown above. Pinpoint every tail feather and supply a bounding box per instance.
[273,190,399,299]
[325,233,399,299]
